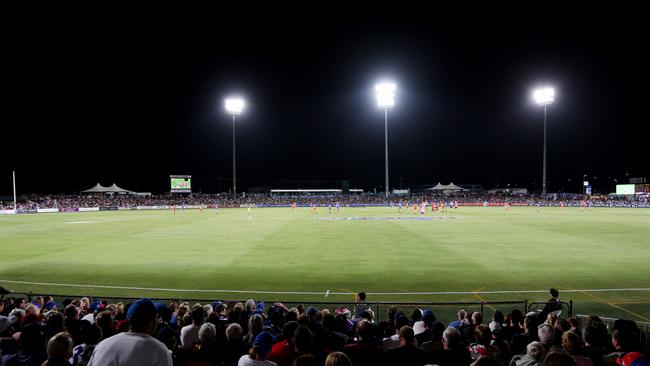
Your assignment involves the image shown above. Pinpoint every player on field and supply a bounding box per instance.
[336,201,341,214]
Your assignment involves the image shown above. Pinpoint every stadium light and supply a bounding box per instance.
[375,82,396,196]
[225,97,245,197]
[532,86,555,197]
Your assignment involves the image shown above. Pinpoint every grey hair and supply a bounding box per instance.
[527,341,546,361]
[199,323,216,344]
[538,324,555,346]
[245,299,256,312]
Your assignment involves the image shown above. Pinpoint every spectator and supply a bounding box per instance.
[324,351,352,366]
[3,323,48,366]
[244,314,264,346]
[87,298,172,366]
[180,304,204,348]
[386,325,428,366]
[269,321,299,366]
[538,323,563,355]
[450,309,469,329]
[343,320,384,366]
[468,324,499,362]
[353,292,369,320]
[238,331,276,366]
[462,312,483,345]
[383,314,412,350]
[543,351,577,366]
[43,332,73,366]
[217,323,249,366]
[414,310,436,345]
[512,314,539,355]
[539,288,563,322]
[510,341,545,366]
[562,331,593,366]
[70,323,101,366]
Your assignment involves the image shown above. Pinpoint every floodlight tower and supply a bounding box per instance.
[375,82,396,196]
[533,87,555,197]
[225,97,245,197]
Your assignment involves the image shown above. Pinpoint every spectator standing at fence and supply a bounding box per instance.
[87,298,172,366]
[353,292,369,321]
[539,288,563,321]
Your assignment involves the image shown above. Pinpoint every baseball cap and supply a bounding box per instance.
[253,331,275,356]
[126,298,157,321]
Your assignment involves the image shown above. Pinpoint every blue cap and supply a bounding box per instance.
[127,298,157,321]
[45,301,58,311]
[256,302,265,314]
[253,331,275,356]
[154,302,167,313]
[306,306,319,317]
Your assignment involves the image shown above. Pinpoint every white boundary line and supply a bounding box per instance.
[1,279,649,296]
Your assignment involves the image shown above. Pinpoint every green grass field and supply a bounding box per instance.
[1,206,649,321]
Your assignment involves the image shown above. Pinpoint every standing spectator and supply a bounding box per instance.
[180,305,204,348]
[238,331,276,366]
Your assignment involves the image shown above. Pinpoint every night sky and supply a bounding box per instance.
[3,18,649,196]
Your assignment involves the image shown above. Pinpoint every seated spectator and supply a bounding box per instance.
[324,351,352,366]
[421,320,445,355]
[269,321,299,366]
[238,331,276,366]
[462,312,483,345]
[510,341,545,366]
[538,323,563,355]
[343,320,384,366]
[87,298,172,366]
[70,323,101,366]
[503,309,524,342]
[581,323,605,366]
[3,322,48,366]
[562,331,593,366]
[468,324,499,362]
[291,354,318,366]
[383,314,412,350]
[511,314,539,355]
[450,310,469,329]
[216,323,249,366]
[43,332,73,366]
[431,326,472,366]
[415,310,436,345]
[543,351,577,366]
[386,325,428,366]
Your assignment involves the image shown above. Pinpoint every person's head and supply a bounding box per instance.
[291,355,318,366]
[492,311,504,324]
[474,324,492,346]
[356,320,373,340]
[543,351,577,366]
[250,331,274,360]
[538,324,556,347]
[46,332,73,360]
[325,351,352,366]
[191,305,204,326]
[471,311,483,325]
[25,304,40,317]
[524,314,538,333]
[356,292,366,302]
[199,322,216,344]
[550,288,559,299]
[322,313,337,332]
[562,331,582,355]
[567,317,580,330]
[546,312,558,327]
[226,323,243,342]
[245,299,256,312]
[510,309,524,326]
[64,304,79,320]
[527,341,546,362]
[248,314,264,342]
[14,297,26,309]
[584,322,608,347]
[422,310,436,328]
[156,326,177,351]
[293,325,312,355]
[127,298,158,335]
[19,323,46,353]
[443,327,461,350]
[79,323,101,345]
[458,309,467,321]
[398,325,415,346]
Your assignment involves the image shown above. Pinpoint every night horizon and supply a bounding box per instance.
[4,20,649,196]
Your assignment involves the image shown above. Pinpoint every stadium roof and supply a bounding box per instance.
[427,182,465,191]
[82,183,135,194]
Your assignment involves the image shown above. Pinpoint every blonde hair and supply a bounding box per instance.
[47,332,73,359]
[325,351,352,366]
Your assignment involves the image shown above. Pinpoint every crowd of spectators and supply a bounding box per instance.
[0,289,647,366]
[4,192,649,211]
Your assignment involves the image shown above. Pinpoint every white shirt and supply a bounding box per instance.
[238,355,277,366]
[81,313,95,324]
[180,324,201,348]
[88,331,172,366]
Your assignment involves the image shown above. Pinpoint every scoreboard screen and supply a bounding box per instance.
[616,184,635,195]
[170,175,191,193]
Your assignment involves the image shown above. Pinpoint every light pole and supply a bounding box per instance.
[375,82,396,196]
[533,87,555,197]
[225,97,245,197]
